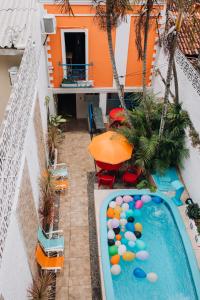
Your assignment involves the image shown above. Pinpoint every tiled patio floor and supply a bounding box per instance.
[56,123,95,300]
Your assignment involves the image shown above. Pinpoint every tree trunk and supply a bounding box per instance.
[159,9,183,138]
[106,11,132,126]
[142,0,153,132]
[173,59,179,104]
[159,32,178,138]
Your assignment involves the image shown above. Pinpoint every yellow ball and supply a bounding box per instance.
[135,222,143,232]
[122,251,135,261]
[115,206,122,213]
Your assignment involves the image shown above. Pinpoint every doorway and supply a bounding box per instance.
[64,32,86,81]
[57,94,76,118]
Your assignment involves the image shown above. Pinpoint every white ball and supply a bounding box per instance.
[122,203,129,211]
[147,272,158,283]
[109,201,116,208]
[115,241,121,247]
[125,231,136,241]
[107,229,115,240]
[128,241,135,248]
[136,250,149,261]
[116,196,123,206]
[107,219,113,229]
[121,226,125,232]
[111,264,121,275]
[118,244,127,256]
[119,218,127,226]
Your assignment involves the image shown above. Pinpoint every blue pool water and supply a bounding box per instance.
[112,201,198,300]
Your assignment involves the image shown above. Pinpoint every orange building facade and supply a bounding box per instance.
[42,1,164,118]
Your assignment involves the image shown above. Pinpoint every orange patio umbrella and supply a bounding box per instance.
[88,131,133,165]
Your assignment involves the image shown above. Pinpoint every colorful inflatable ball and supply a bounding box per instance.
[116,196,123,206]
[122,203,129,211]
[136,250,149,261]
[129,201,134,210]
[111,264,121,275]
[116,234,122,241]
[123,195,133,203]
[109,245,118,256]
[110,254,120,265]
[118,244,127,256]
[141,195,152,203]
[111,218,120,229]
[147,272,158,283]
[107,208,114,218]
[127,216,135,223]
[125,231,136,241]
[135,240,146,250]
[126,209,134,218]
[107,229,115,240]
[152,196,163,204]
[134,195,141,201]
[114,212,120,220]
[134,231,142,239]
[119,218,127,226]
[134,223,143,232]
[133,267,147,278]
[113,227,120,234]
[109,201,116,208]
[107,219,113,229]
[128,241,135,248]
[126,222,134,232]
[114,205,122,213]
[135,200,143,209]
[108,239,115,246]
[122,251,136,261]
[115,241,121,247]
[132,209,142,218]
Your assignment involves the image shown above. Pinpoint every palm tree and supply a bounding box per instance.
[135,0,161,131]
[159,0,197,138]
[93,0,132,125]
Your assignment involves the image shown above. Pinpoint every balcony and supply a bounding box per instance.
[59,63,94,88]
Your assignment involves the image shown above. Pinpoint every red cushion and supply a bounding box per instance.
[123,172,138,184]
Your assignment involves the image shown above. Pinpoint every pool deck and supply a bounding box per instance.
[94,189,200,299]
[56,126,95,300]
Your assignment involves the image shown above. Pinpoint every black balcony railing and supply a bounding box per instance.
[59,63,94,88]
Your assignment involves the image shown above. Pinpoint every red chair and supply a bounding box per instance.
[122,166,142,185]
[97,173,116,189]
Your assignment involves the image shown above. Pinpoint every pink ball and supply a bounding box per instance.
[116,196,123,206]
[141,195,152,203]
[123,195,133,203]
[135,200,143,209]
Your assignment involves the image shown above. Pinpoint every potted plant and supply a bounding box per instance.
[186,203,200,234]
[27,272,54,299]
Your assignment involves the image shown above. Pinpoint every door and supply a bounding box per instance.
[57,94,76,118]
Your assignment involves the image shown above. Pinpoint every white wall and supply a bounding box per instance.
[0,4,50,299]
[153,48,200,204]
[0,214,32,300]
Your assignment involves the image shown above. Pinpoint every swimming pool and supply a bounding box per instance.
[100,190,200,300]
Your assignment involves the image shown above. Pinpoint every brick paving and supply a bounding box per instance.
[56,123,95,300]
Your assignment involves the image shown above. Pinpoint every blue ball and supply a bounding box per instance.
[126,209,134,218]
[133,267,147,278]
[126,222,135,232]
[134,195,141,201]
[152,196,163,204]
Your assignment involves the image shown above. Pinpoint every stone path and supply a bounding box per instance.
[56,127,95,300]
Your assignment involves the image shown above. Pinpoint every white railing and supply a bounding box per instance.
[175,49,200,97]
[0,40,40,264]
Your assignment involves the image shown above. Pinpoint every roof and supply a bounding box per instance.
[0,0,37,49]
[168,1,200,71]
